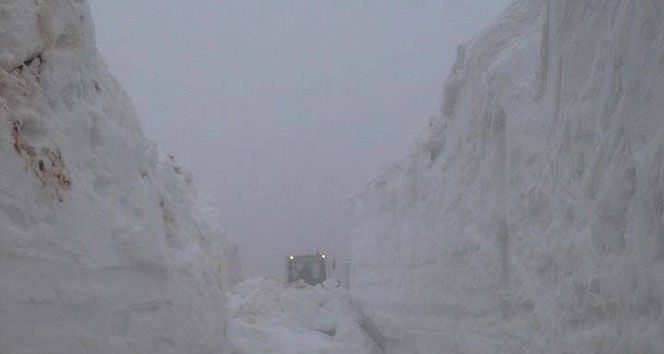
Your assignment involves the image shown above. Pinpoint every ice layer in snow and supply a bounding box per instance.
[227,277,380,354]
[0,1,238,353]
[350,0,664,353]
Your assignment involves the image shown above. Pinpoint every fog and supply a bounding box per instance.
[88,0,511,279]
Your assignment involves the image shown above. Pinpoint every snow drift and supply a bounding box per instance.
[227,277,379,354]
[350,0,664,353]
[0,1,238,353]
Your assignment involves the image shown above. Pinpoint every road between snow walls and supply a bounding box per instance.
[350,0,664,353]
[4,0,664,353]
[0,1,238,353]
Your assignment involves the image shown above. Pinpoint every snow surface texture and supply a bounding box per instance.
[227,277,380,354]
[0,1,238,353]
[350,0,664,353]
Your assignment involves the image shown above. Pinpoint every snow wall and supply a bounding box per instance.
[350,0,664,353]
[0,1,239,353]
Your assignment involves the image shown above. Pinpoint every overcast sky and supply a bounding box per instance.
[88,0,512,279]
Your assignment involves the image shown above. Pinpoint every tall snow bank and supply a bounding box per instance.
[0,1,238,353]
[227,277,380,354]
[350,0,664,353]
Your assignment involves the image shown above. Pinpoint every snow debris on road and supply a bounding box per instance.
[227,277,381,354]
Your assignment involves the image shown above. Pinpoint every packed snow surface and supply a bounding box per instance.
[0,1,238,353]
[227,277,380,354]
[351,0,664,353]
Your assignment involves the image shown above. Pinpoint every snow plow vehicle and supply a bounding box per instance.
[286,252,328,285]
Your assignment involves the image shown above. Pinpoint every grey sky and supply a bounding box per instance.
[88,0,512,278]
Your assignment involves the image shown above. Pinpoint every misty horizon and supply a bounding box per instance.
[89,0,511,278]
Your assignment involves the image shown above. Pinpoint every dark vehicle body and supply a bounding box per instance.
[287,253,327,285]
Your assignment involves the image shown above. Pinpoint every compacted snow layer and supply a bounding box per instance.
[227,278,380,354]
[350,0,664,353]
[0,1,238,353]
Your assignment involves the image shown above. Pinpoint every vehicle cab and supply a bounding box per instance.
[286,252,328,285]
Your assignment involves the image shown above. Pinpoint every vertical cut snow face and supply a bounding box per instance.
[227,278,380,354]
[350,0,664,353]
[0,1,238,353]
